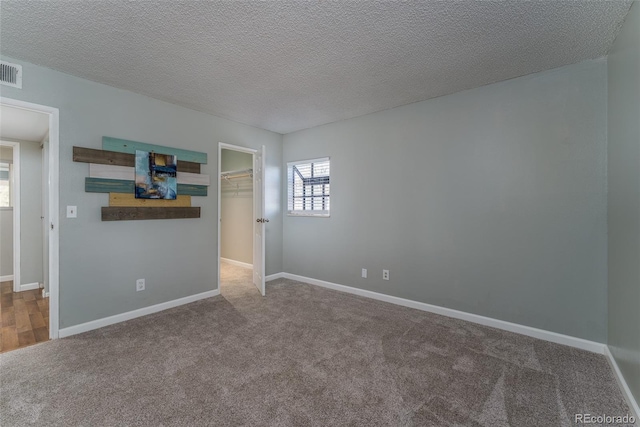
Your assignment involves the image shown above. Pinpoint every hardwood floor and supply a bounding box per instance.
[0,281,49,353]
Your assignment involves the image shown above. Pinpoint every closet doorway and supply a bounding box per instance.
[217,143,266,297]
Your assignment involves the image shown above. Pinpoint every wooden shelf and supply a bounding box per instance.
[73,146,201,174]
[101,207,201,221]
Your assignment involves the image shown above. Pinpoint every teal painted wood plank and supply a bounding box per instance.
[85,178,207,196]
[102,136,208,164]
[85,177,134,193]
[177,183,208,196]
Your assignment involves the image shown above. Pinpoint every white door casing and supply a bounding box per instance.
[41,134,49,294]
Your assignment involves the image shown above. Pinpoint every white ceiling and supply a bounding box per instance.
[0,1,632,134]
[0,105,49,143]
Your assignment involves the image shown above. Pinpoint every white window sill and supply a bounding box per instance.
[287,212,330,218]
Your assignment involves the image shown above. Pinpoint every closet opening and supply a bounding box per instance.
[217,143,266,297]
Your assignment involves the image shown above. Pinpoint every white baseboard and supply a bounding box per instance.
[266,272,285,281]
[220,257,253,269]
[42,289,50,298]
[19,282,40,291]
[605,346,640,421]
[0,274,14,282]
[59,289,220,338]
[282,273,606,355]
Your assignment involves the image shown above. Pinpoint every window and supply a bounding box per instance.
[0,162,12,208]
[287,157,330,216]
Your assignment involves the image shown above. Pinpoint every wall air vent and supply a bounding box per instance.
[0,61,22,89]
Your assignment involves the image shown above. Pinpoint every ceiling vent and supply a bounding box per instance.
[0,61,22,89]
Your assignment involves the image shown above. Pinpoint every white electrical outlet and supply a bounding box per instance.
[383,270,390,281]
[361,268,367,278]
[136,278,145,292]
[66,206,77,218]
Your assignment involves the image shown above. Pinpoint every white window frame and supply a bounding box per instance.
[287,157,330,217]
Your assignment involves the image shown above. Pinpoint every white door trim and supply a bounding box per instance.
[0,97,60,340]
[41,131,50,297]
[217,142,258,294]
[0,140,20,293]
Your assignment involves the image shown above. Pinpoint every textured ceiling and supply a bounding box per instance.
[0,1,632,134]
[0,105,49,143]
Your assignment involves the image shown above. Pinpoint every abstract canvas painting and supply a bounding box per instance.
[135,150,178,199]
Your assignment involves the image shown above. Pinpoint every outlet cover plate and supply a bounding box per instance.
[66,206,77,218]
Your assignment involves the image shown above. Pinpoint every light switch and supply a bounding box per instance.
[67,206,77,218]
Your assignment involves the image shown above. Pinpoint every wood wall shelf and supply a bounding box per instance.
[101,207,201,221]
[108,193,192,207]
[73,146,201,174]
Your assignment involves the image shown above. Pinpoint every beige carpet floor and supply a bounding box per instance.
[0,261,632,426]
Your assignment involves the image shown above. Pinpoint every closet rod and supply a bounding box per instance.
[220,168,253,180]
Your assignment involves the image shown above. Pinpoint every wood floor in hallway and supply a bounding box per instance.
[0,281,49,353]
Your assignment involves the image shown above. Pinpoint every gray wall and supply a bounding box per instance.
[19,139,43,286]
[222,149,253,173]
[608,2,640,405]
[0,146,13,277]
[283,59,608,342]
[0,55,283,328]
[221,149,253,264]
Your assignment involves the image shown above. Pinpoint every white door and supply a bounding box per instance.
[252,146,266,296]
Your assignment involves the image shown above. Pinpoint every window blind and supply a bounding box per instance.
[287,157,330,216]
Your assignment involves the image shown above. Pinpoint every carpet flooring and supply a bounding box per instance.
[0,261,633,426]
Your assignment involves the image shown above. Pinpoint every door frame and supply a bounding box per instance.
[217,142,259,294]
[0,97,60,339]
[41,131,50,296]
